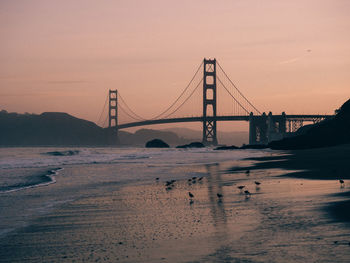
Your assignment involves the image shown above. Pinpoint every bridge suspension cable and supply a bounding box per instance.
[149,60,203,120]
[118,101,145,121]
[118,93,146,121]
[217,60,261,115]
[104,58,262,127]
[102,111,109,128]
[160,78,203,119]
[96,94,108,126]
[116,60,203,121]
[217,76,250,115]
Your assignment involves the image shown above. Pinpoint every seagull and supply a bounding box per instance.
[255,181,261,190]
[198,177,203,181]
[244,190,251,197]
[188,192,194,198]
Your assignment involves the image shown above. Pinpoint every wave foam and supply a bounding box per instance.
[0,168,63,194]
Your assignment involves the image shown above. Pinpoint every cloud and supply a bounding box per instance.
[278,51,311,65]
[0,92,47,97]
[46,80,90,84]
[278,56,304,65]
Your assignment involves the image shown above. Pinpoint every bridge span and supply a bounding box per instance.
[117,114,332,130]
[117,116,248,129]
[103,58,334,145]
[117,114,332,145]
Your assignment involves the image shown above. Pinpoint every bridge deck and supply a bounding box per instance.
[117,114,332,129]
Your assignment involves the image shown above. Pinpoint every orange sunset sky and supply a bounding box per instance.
[1,0,349,131]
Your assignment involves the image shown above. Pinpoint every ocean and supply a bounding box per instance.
[0,147,349,262]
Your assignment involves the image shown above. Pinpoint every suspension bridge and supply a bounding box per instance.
[96,58,332,146]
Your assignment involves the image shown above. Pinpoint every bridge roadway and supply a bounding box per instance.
[117,114,333,129]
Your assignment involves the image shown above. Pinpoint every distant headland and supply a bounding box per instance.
[0,110,247,147]
[0,98,348,148]
[269,98,350,150]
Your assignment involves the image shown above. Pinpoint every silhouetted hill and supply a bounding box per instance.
[269,99,350,150]
[118,128,191,146]
[0,111,117,146]
[162,127,248,146]
[0,110,247,147]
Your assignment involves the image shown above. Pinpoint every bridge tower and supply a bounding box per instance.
[108,89,118,129]
[202,58,218,146]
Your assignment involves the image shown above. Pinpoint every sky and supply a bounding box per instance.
[1,0,349,131]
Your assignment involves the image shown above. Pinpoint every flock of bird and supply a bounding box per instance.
[235,172,261,198]
[157,170,346,204]
[157,169,261,204]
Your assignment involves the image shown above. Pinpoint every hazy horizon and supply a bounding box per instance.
[1,0,349,131]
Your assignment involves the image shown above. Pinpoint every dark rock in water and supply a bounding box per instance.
[240,144,268,149]
[214,145,239,150]
[176,142,205,148]
[269,98,350,150]
[145,139,169,148]
[45,150,80,156]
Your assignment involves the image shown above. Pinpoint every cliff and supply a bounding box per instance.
[269,99,350,150]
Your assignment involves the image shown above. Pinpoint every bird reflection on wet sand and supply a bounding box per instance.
[2,158,350,262]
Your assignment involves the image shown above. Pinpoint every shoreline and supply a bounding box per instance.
[1,147,350,262]
[229,144,350,224]
[238,144,350,180]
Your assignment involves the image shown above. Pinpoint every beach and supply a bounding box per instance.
[236,144,350,226]
[0,146,350,262]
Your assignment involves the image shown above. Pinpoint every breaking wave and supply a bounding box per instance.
[0,168,63,194]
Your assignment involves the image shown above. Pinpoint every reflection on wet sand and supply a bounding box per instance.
[1,161,350,262]
[205,163,227,232]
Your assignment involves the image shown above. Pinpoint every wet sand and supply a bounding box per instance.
[1,147,350,262]
[232,144,350,225]
[237,144,350,180]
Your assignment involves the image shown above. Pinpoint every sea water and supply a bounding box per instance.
[0,147,268,192]
[0,147,266,236]
[0,147,350,262]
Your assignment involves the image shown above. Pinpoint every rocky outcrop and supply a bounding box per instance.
[269,98,350,150]
[176,142,205,148]
[214,145,239,150]
[240,144,268,149]
[145,139,170,148]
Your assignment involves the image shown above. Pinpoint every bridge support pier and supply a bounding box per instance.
[202,58,218,146]
[109,89,118,128]
[249,112,288,145]
[249,113,268,145]
[267,112,286,142]
[108,89,119,145]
